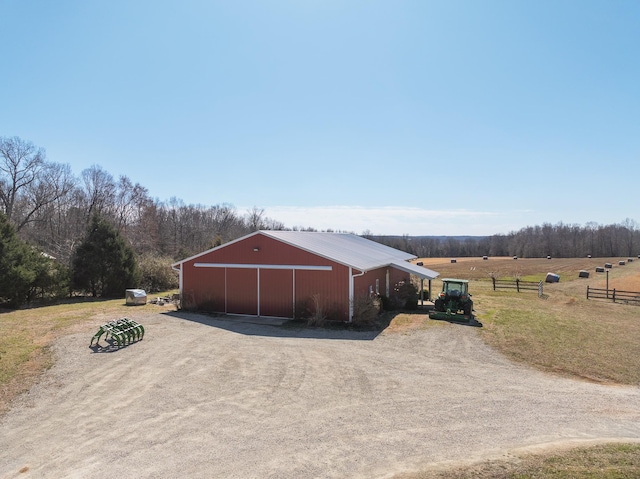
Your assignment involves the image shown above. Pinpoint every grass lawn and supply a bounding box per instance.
[396,442,640,478]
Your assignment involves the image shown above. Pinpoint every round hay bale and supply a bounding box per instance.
[595,267,605,273]
[578,270,589,278]
[605,263,613,269]
[450,258,457,263]
[416,261,423,266]
[482,255,488,260]
[619,261,626,266]
[545,272,560,283]
[513,256,518,260]
[627,258,634,263]
[547,255,552,259]
[587,254,592,258]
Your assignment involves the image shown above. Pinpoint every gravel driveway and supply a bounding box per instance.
[1,311,639,479]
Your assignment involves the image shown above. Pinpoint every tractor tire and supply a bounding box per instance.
[434,298,445,312]
[463,301,473,316]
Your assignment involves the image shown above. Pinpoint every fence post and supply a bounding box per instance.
[613,289,616,303]
[492,277,496,291]
[516,279,520,292]
[586,285,589,300]
[538,281,543,297]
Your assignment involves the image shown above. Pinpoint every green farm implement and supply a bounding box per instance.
[429,278,474,322]
[90,318,145,348]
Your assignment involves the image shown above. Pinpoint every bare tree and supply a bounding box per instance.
[113,175,149,233]
[16,162,75,231]
[81,165,116,221]
[0,136,46,224]
[0,137,76,233]
[246,206,265,231]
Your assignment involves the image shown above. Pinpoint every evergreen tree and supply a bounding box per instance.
[0,212,41,307]
[72,215,141,297]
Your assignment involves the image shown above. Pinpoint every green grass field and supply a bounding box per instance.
[396,442,640,479]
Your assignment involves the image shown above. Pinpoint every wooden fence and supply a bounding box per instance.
[492,278,544,297]
[586,286,640,305]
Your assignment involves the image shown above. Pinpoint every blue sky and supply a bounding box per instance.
[1,1,639,235]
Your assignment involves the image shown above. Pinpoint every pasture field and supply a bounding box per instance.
[413,256,640,385]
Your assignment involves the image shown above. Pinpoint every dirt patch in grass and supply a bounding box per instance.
[383,311,436,333]
[607,273,640,291]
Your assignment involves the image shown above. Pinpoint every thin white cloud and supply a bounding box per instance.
[262,205,516,236]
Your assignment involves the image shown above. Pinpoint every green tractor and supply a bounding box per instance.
[429,278,473,321]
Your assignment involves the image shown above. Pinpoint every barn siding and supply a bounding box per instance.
[260,269,294,318]
[226,268,258,315]
[189,234,338,267]
[354,267,411,298]
[182,264,225,312]
[294,268,350,321]
[182,233,351,320]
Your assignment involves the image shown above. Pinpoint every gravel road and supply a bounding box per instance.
[1,310,639,479]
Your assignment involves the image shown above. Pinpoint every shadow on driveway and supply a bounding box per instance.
[161,310,388,340]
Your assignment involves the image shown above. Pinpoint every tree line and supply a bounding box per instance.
[2,135,639,306]
[0,136,287,307]
[369,220,640,259]
[0,136,285,266]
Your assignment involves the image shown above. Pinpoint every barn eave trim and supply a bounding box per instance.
[194,263,333,271]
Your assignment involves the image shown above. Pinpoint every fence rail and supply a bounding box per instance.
[492,278,544,297]
[586,286,640,305]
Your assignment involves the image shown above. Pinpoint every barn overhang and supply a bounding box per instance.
[387,261,439,280]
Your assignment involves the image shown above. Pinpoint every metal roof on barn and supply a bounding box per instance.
[261,231,439,280]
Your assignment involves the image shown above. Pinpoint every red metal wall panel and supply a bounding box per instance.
[294,268,350,321]
[259,269,294,318]
[389,268,410,290]
[226,268,258,315]
[188,233,340,267]
[182,265,226,311]
[354,267,412,298]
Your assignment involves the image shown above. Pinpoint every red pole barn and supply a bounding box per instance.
[172,231,439,322]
